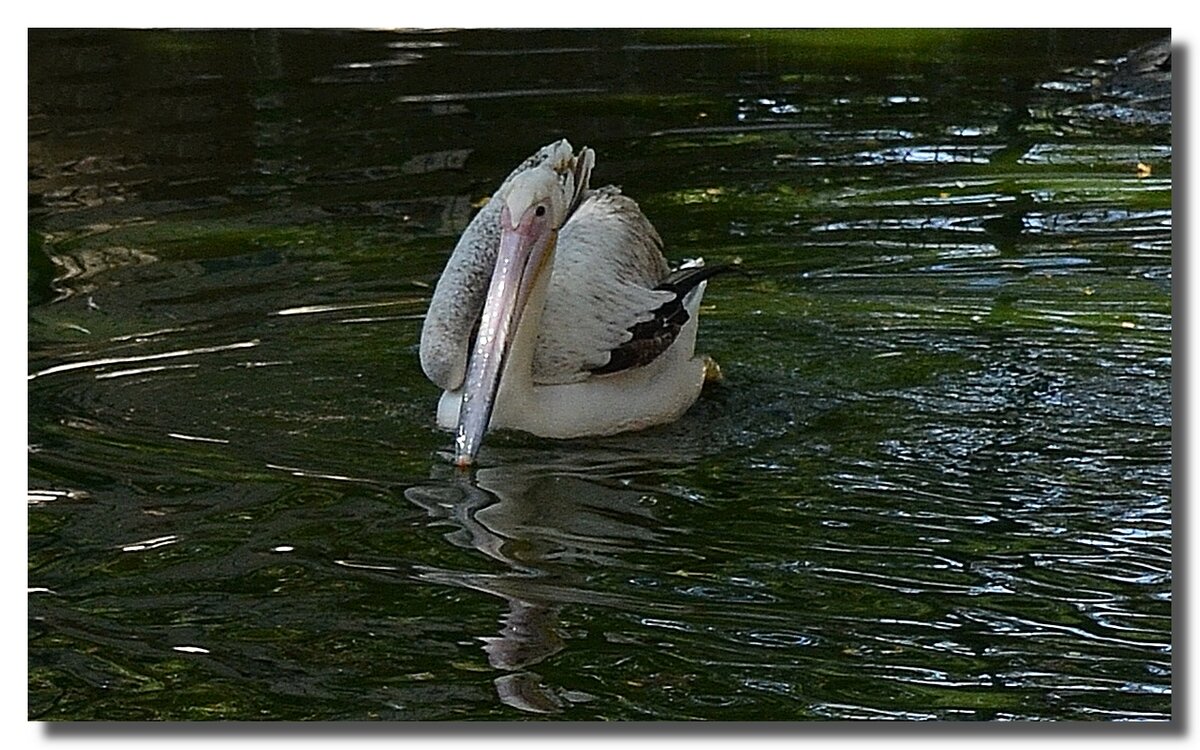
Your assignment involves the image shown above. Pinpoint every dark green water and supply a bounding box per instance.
[28,29,1171,721]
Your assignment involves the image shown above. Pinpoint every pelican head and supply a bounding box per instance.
[452,141,595,466]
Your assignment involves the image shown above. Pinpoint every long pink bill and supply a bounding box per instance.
[453,223,534,467]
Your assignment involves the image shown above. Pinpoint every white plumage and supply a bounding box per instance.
[419,139,720,464]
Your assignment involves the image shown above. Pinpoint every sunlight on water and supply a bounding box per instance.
[28,28,1170,721]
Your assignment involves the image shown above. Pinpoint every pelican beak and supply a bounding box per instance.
[454,206,554,467]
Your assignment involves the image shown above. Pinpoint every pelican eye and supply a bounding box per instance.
[535,205,546,217]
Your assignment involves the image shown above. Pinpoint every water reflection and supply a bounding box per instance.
[405,460,661,714]
[29,29,1172,720]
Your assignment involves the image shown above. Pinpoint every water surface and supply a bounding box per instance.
[28,28,1171,720]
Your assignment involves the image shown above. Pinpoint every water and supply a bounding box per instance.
[28,29,1171,721]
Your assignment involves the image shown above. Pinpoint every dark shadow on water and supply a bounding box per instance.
[30,27,1177,728]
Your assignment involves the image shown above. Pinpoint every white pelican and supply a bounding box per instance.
[420,139,727,466]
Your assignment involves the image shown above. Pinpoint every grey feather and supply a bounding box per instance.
[419,197,501,392]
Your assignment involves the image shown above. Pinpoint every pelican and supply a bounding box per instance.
[420,139,727,466]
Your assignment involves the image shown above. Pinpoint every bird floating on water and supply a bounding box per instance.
[420,139,729,467]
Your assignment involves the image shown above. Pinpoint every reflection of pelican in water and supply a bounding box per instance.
[420,139,730,466]
[404,462,665,714]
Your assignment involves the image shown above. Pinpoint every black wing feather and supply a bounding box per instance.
[590,264,737,376]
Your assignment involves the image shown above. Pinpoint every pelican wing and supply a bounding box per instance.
[531,187,676,384]
[590,263,732,375]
